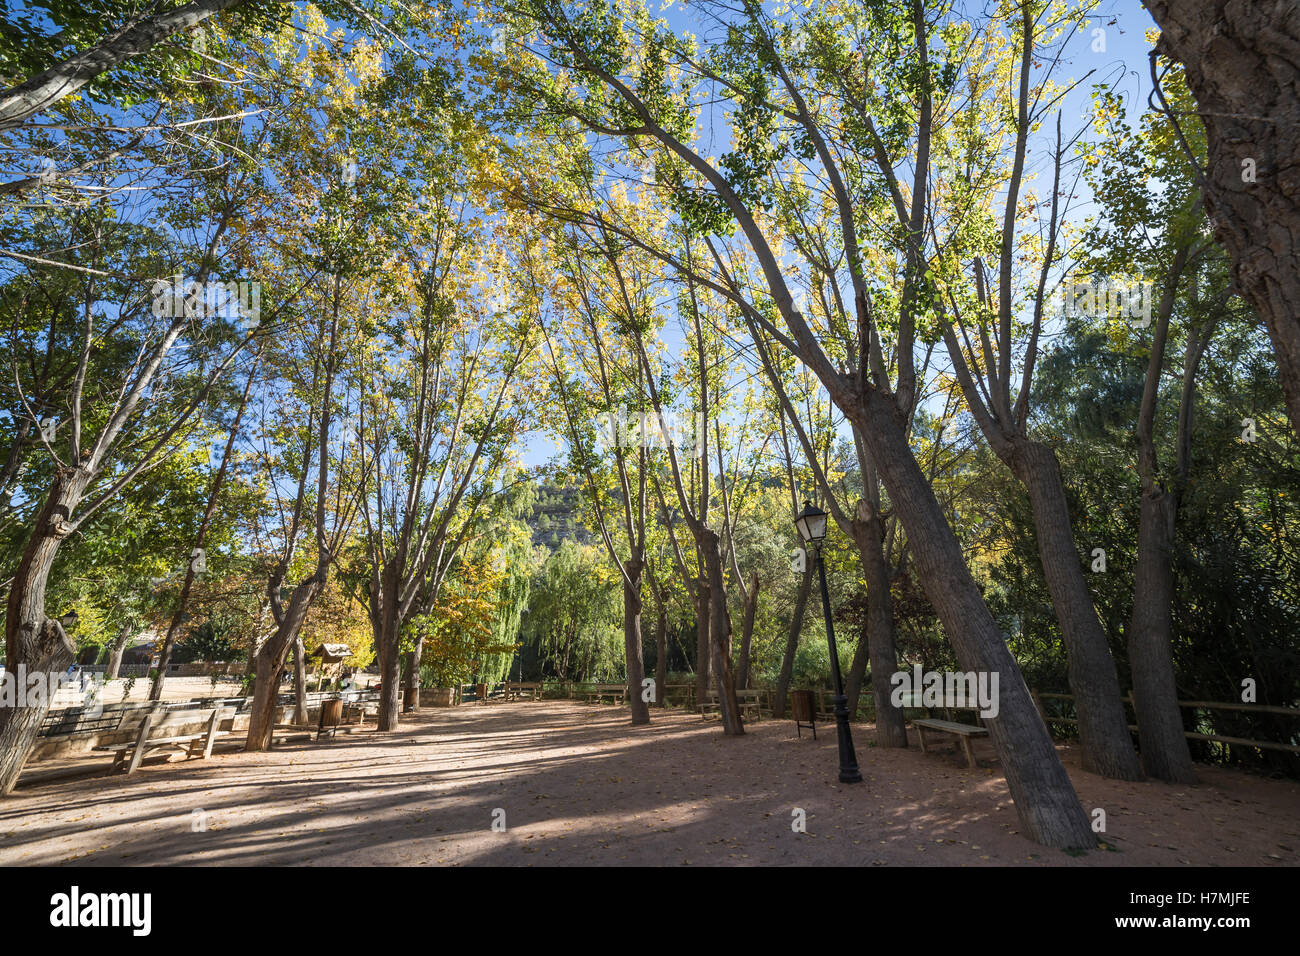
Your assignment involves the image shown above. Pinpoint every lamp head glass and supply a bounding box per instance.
[795,500,828,543]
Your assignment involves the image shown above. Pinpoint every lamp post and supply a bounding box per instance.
[794,501,862,784]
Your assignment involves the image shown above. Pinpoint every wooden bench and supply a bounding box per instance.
[914,718,988,768]
[702,689,762,722]
[344,699,379,723]
[95,707,229,774]
[504,681,543,702]
[584,684,628,705]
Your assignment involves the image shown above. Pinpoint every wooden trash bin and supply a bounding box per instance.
[403,686,419,712]
[476,682,488,703]
[318,697,343,739]
[791,689,817,740]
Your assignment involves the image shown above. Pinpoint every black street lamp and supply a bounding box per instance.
[794,501,862,784]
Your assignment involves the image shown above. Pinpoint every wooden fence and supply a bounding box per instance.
[481,679,1298,757]
[1031,692,1300,755]
[34,675,1298,764]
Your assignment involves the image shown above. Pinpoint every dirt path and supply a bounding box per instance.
[1,701,1296,866]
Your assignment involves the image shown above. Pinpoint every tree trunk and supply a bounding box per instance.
[1126,246,1200,784]
[1145,1,1300,439]
[104,624,132,680]
[694,584,710,707]
[736,571,758,689]
[1008,439,1144,781]
[246,657,283,752]
[149,575,193,701]
[292,635,309,726]
[245,583,320,751]
[0,470,90,794]
[368,561,407,733]
[1128,491,1197,782]
[699,529,743,734]
[774,565,812,719]
[0,634,74,794]
[245,630,258,677]
[654,598,668,708]
[376,627,403,731]
[845,515,908,748]
[845,619,870,717]
[858,388,1095,848]
[405,631,425,714]
[623,553,650,725]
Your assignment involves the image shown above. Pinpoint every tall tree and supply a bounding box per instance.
[502,0,1095,846]
[1079,77,1224,783]
[243,274,356,751]
[0,206,254,791]
[354,224,533,732]
[535,232,653,724]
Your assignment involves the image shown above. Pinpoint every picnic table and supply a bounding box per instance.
[701,689,762,722]
[504,681,543,701]
[584,684,628,705]
[913,718,988,768]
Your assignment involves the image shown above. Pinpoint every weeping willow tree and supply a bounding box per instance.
[523,541,623,682]
[474,519,534,685]
[407,508,535,689]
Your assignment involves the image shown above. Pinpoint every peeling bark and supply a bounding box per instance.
[1145,0,1300,437]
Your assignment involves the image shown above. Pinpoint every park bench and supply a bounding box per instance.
[504,681,543,701]
[95,706,229,775]
[344,697,380,723]
[913,718,988,768]
[584,684,628,705]
[701,689,762,722]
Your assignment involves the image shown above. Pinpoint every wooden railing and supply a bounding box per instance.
[437,678,1299,758]
[659,683,1298,757]
[1032,692,1300,755]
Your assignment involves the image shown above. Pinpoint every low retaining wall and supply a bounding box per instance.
[31,689,384,761]
[31,704,253,761]
[419,687,459,707]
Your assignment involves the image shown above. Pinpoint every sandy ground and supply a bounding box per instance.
[1,701,1296,866]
